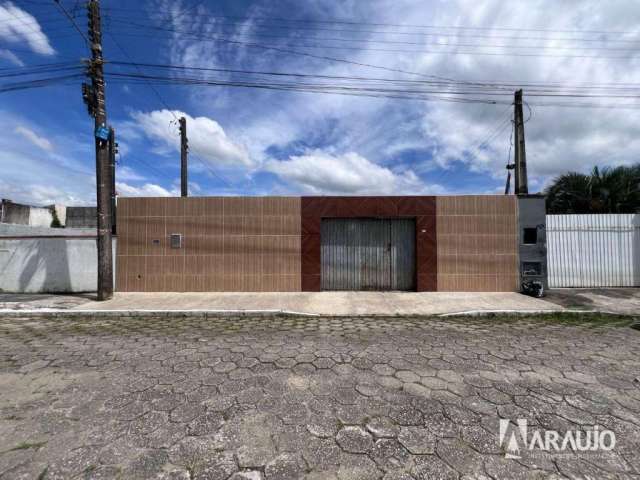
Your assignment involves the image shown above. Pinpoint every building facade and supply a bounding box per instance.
[116,195,546,292]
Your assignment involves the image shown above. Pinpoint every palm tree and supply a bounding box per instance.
[545,164,640,214]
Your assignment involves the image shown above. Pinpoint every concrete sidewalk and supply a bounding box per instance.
[544,288,640,316]
[72,291,563,316]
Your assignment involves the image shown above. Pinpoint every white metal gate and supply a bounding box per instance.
[546,214,640,287]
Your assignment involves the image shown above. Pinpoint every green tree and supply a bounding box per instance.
[545,164,640,214]
[50,208,62,228]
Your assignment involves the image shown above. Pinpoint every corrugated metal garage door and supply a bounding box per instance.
[321,218,416,291]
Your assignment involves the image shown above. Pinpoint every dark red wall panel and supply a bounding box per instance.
[301,196,437,291]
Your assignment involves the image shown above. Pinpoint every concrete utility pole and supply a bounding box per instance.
[179,117,188,197]
[513,89,529,195]
[86,0,113,300]
[108,127,117,234]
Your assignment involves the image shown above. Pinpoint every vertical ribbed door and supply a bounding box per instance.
[321,218,415,291]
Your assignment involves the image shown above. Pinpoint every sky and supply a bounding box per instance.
[1,0,639,206]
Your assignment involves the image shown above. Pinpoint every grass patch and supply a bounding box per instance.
[441,311,638,328]
[8,440,47,452]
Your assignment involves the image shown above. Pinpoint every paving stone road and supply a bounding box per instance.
[1,314,639,479]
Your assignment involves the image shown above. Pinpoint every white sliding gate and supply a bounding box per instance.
[547,214,640,287]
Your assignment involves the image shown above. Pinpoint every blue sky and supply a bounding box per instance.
[1,0,639,205]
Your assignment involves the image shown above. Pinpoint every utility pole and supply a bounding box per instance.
[85,0,113,300]
[108,126,117,234]
[179,116,188,197]
[513,89,529,195]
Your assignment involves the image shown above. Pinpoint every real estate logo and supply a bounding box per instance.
[499,419,616,459]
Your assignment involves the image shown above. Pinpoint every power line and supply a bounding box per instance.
[48,2,174,186]
[106,60,640,95]
[2,56,639,108]
[104,20,640,52]
[52,0,89,46]
[108,19,460,83]
[3,63,639,108]
[106,71,640,107]
[465,107,513,162]
[103,71,506,105]
[104,21,640,61]
[103,30,233,189]
[0,72,83,93]
[99,7,640,37]
[101,65,640,102]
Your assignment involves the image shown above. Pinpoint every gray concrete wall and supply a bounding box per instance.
[0,237,116,293]
[0,200,55,227]
[1,200,31,225]
[518,195,548,290]
[66,207,98,228]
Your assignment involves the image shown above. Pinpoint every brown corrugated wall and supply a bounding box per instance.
[436,195,518,291]
[116,197,301,292]
[116,195,518,292]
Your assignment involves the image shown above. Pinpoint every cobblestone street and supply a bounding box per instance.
[1,314,639,479]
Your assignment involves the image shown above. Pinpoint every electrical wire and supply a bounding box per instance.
[105,21,640,60]
[103,21,640,53]
[3,60,640,109]
[106,19,460,83]
[0,72,83,93]
[99,8,640,37]
[100,68,640,107]
[103,30,233,188]
[106,60,640,95]
[52,0,89,46]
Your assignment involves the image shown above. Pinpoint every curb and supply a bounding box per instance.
[0,308,321,318]
[0,308,635,319]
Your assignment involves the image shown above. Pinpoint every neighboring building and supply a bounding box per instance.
[0,224,112,293]
[66,206,98,228]
[116,195,547,292]
[1,199,66,227]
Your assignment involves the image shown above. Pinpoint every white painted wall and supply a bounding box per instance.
[547,214,640,287]
[0,237,116,293]
[27,206,54,227]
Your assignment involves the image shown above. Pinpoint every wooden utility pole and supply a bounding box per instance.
[87,0,113,300]
[513,89,528,195]
[179,117,188,197]
[108,126,117,234]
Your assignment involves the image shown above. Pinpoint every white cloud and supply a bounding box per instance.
[0,48,22,66]
[116,165,145,182]
[15,125,53,152]
[131,109,252,169]
[389,0,640,185]
[266,150,441,195]
[0,111,95,206]
[116,182,177,197]
[0,2,55,56]
[162,0,640,193]
[0,180,91,206]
